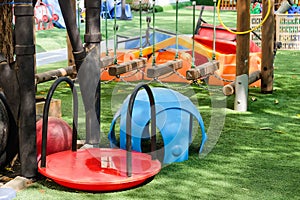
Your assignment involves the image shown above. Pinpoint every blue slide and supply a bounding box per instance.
[42,0,66,28]
[101,0,132,19]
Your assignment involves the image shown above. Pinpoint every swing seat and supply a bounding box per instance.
[108,88,207,164]
[147,60,183,78]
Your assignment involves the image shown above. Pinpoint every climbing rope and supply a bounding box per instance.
[191,1,196,68]
[139,0,143,58]
[113,0,118,64]
[175,0,179,59]
[212,0,217,60]
[152,0,156,66]
[105,0,109,56]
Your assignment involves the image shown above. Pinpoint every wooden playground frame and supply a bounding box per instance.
[221,0,300,10]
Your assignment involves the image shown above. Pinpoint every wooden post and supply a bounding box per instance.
[67,39,75,66]
[235,1,250,111]
[14,0,37,178]
[261,0,274,93]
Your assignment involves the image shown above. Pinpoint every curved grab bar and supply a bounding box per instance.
[40,77,78,168]
[126,83,157,177]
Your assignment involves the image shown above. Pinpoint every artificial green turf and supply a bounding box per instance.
[27,48,300,200]
[16,6,300,200]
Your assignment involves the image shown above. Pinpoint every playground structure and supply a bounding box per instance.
[251,0,300,50]
[99,2,264,94]
[220,0,236,10]
[34,0,59,31]
[1,0,206,192]
[37,77,162,191]
[0,0,276,193]
[221,0,300,10]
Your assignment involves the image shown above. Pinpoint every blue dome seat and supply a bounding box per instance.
[108,88,207,164]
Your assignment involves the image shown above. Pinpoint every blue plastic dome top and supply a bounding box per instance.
[0,188,16,200]
[108,87,207,164]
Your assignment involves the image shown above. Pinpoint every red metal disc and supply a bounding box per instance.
[38,148,161,192]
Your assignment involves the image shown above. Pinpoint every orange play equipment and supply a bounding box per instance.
[195,23,262,86]
[100,34,262,87]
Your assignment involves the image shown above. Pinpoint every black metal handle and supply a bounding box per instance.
[40,77,78,168]
[126,83,157,177]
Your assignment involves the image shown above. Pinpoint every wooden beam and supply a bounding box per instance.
[261,0,275,93]
[35,66,75,84]
[108,58,147,76]
[223,70,261,96]
[101,56,114,68]
[186,60,219,80]
[147,60,183,78]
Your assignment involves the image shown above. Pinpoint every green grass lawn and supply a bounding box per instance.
[15,6,300,200]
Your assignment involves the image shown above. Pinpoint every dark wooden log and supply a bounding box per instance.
[35,66,75,84]
[147,60,183,78]
[14,0,37,178]
[186,60,219,80]
[223,70,261,96]
[109,58,147,76]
